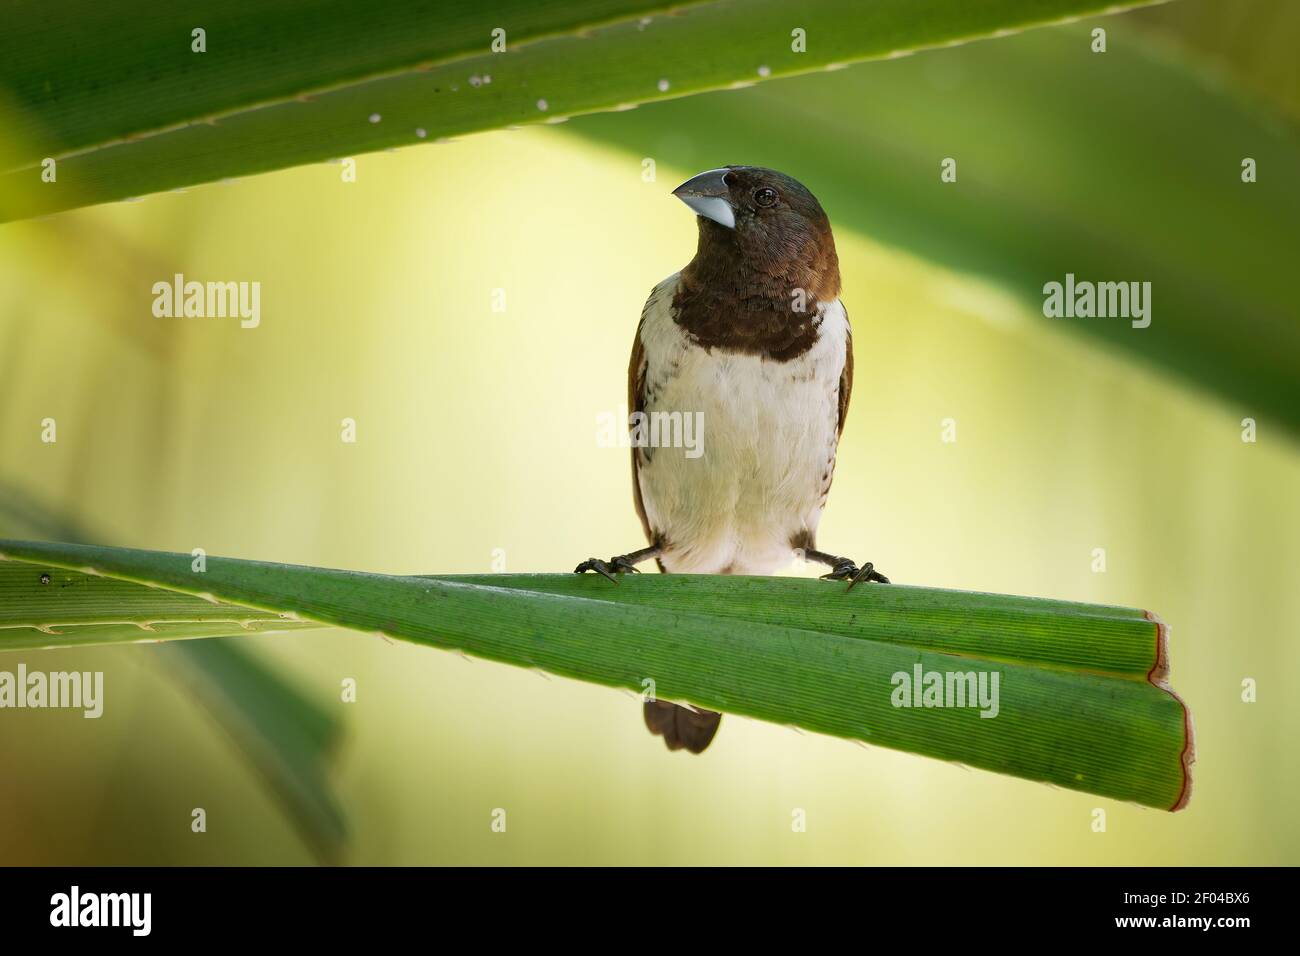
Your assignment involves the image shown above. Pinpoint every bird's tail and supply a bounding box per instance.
[643,699,722,754]
[641,556,720,753]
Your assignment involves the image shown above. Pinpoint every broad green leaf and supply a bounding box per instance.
[428,574,1165,678]
[0,0,1162,220]
[0,540,1195,810]
[0,0,694,164]
[566,19,1300,434]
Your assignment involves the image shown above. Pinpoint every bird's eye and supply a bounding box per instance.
[754,187,778,207]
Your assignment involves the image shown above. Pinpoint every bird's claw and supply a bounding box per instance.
[610,556,642,574]
[574,555,642,584]
[574,558,618,583]
[820,559,890,590]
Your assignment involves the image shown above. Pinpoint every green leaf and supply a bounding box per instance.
[0,539,1195,810]
[0,500,344,861]
[0,559,321,649]
[1130,0,1300,125]
[427,573,1165,678]
[0,0,690,165]
[566,18,1300,434]
[0,0,1162,220]
[159,638,348,862]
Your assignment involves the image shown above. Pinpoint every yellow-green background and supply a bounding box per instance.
[1,38,1297,865]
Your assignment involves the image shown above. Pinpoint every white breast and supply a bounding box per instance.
[635,273,849,574]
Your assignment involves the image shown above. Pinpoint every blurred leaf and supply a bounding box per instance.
[0,539,1194,810]
[158,639,347,862]
[0,481,86,543]
[0,0,1162,220]
[1129,0,1300,125]
[566,19,1300,434]
[0,493,345,861]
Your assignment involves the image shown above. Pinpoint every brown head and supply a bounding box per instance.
[671,166,840,359]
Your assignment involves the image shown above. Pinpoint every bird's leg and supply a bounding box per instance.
[804,548,891,590]
[574,544,661,584]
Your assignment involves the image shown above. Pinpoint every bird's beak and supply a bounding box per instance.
[673,169,736,230]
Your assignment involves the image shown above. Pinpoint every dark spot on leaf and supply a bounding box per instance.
[39,573,51,585]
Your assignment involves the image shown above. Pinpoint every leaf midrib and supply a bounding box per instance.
[0,0,708,166]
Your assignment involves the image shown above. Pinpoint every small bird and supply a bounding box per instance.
[577,166,889,754]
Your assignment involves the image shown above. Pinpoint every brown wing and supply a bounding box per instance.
[628,322,654,544]
[837,307,853,438]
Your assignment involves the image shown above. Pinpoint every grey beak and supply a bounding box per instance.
[673,168,736,229]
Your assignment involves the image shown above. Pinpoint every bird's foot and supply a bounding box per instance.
[820,558,890,590]
[574,554,643,584]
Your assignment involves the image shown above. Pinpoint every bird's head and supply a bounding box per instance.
[672,166,839,301]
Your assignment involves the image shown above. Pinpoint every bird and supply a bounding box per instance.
[576,166,889,754]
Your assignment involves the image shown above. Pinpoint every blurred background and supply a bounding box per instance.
[0,1,1297,864]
